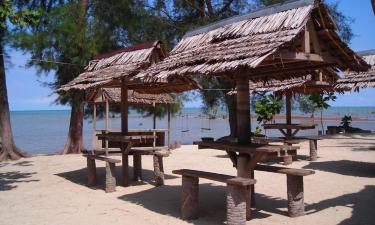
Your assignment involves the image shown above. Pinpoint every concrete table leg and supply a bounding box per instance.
[181,176,199,220]
[287,175,304,217]
[153,155,165,186]
[309,140,318,161]
[87,157,96,186]
[227,184,247,225]
[133,152,142,181]
[105,162,116,193]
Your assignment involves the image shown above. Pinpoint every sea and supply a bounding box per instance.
[9,107,375,155]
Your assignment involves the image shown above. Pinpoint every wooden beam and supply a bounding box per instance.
[167,104,171,150]
[121,79,128,134]
[236,76,250,145]
[92,103,97,150]
[303,25,310,53]
[307,20,322,54]
[285,91,292,137]
[278,51,335,63]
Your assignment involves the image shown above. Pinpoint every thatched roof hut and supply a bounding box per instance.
[86,88,176,106]
[139,0,369,83]
[335,50,375,91]
[58,40,199,93]
[228,73,338,95]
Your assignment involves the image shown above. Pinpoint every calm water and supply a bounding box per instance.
[10,107,375,155]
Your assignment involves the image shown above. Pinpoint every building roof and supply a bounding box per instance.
[335,50,375,91]
[138,0,368,83]
[58,41,199,93]
[86,88,176,106]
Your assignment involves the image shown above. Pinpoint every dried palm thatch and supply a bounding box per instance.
[58,41,199,93]
[228,73,337,95]
[335,50,375,91]
[138,0,368,83]
[86,88,176,106]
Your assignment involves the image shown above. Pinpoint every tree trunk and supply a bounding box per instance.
[62,0,88,154]
[0,30,27,161]
[225,94,237,138]
[63,91,84,154]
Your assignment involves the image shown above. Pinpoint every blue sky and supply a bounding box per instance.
[5,0,375,111]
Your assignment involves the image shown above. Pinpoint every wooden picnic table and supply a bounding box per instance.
[96,132,157,186]
[196,140,290,219]
[263,123,316,140]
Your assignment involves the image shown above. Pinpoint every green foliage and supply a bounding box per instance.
[340,115,352,130]
[254,94,282,124]
[296,95,317,116]
[309,92,337,110]
[254,126,263,136]
[0,0,39,29]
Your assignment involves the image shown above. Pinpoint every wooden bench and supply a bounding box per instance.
[173,169,256,225]
[82,154,121,193]
[254,164,315,217]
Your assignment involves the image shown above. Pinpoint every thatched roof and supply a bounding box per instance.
[86,88,176,106]
[228,73,337,95]
[58,41,199,93]
[139,0,368,83]
[335,50,375,91]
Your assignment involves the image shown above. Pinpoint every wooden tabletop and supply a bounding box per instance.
[195,141,285,154]
[263,123,316,130]
[96,133,155,142]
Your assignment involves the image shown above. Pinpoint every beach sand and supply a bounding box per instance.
[1,134,375,225]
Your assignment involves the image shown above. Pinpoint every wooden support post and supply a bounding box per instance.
[121,79,128,134]
[153,154,165,186]
[105,99,109,156]
[237,154,251,220]
[303,24,311,53]
[105,162,116,193]
[133,152,142,181]
[285,91,292,138]
[181,176,199,220]
[250,170,255,206]
[87,157,96,186]
[167,104,171,150]
[287,175,304,217]
[236,76,250,145]
[92,104,97,149]
[153,102,156,148]
[309,139,318,161]
[122,151,129,187]
[227,184,247,225]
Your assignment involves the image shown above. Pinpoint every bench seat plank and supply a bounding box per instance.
[255,164,314,176]
[83,154,121,164]
[173,169,255,186]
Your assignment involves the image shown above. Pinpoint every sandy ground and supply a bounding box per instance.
[1,134,375,225]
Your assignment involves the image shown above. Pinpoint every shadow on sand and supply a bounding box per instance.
[55,166,179,190]
[0,170,39,191]
[303,160,375,178]
[306,185,375,225]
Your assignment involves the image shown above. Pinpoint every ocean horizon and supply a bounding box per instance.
[9,106,375,155]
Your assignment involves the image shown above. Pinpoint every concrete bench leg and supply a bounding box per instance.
[133,153,142,181]
[87,157,96,186]
[309,140,318,161]
[105,162,116,193]
[153,155,165,186]
[287,175,304,217]
[181,176,199,220]
[227,184,247,225]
